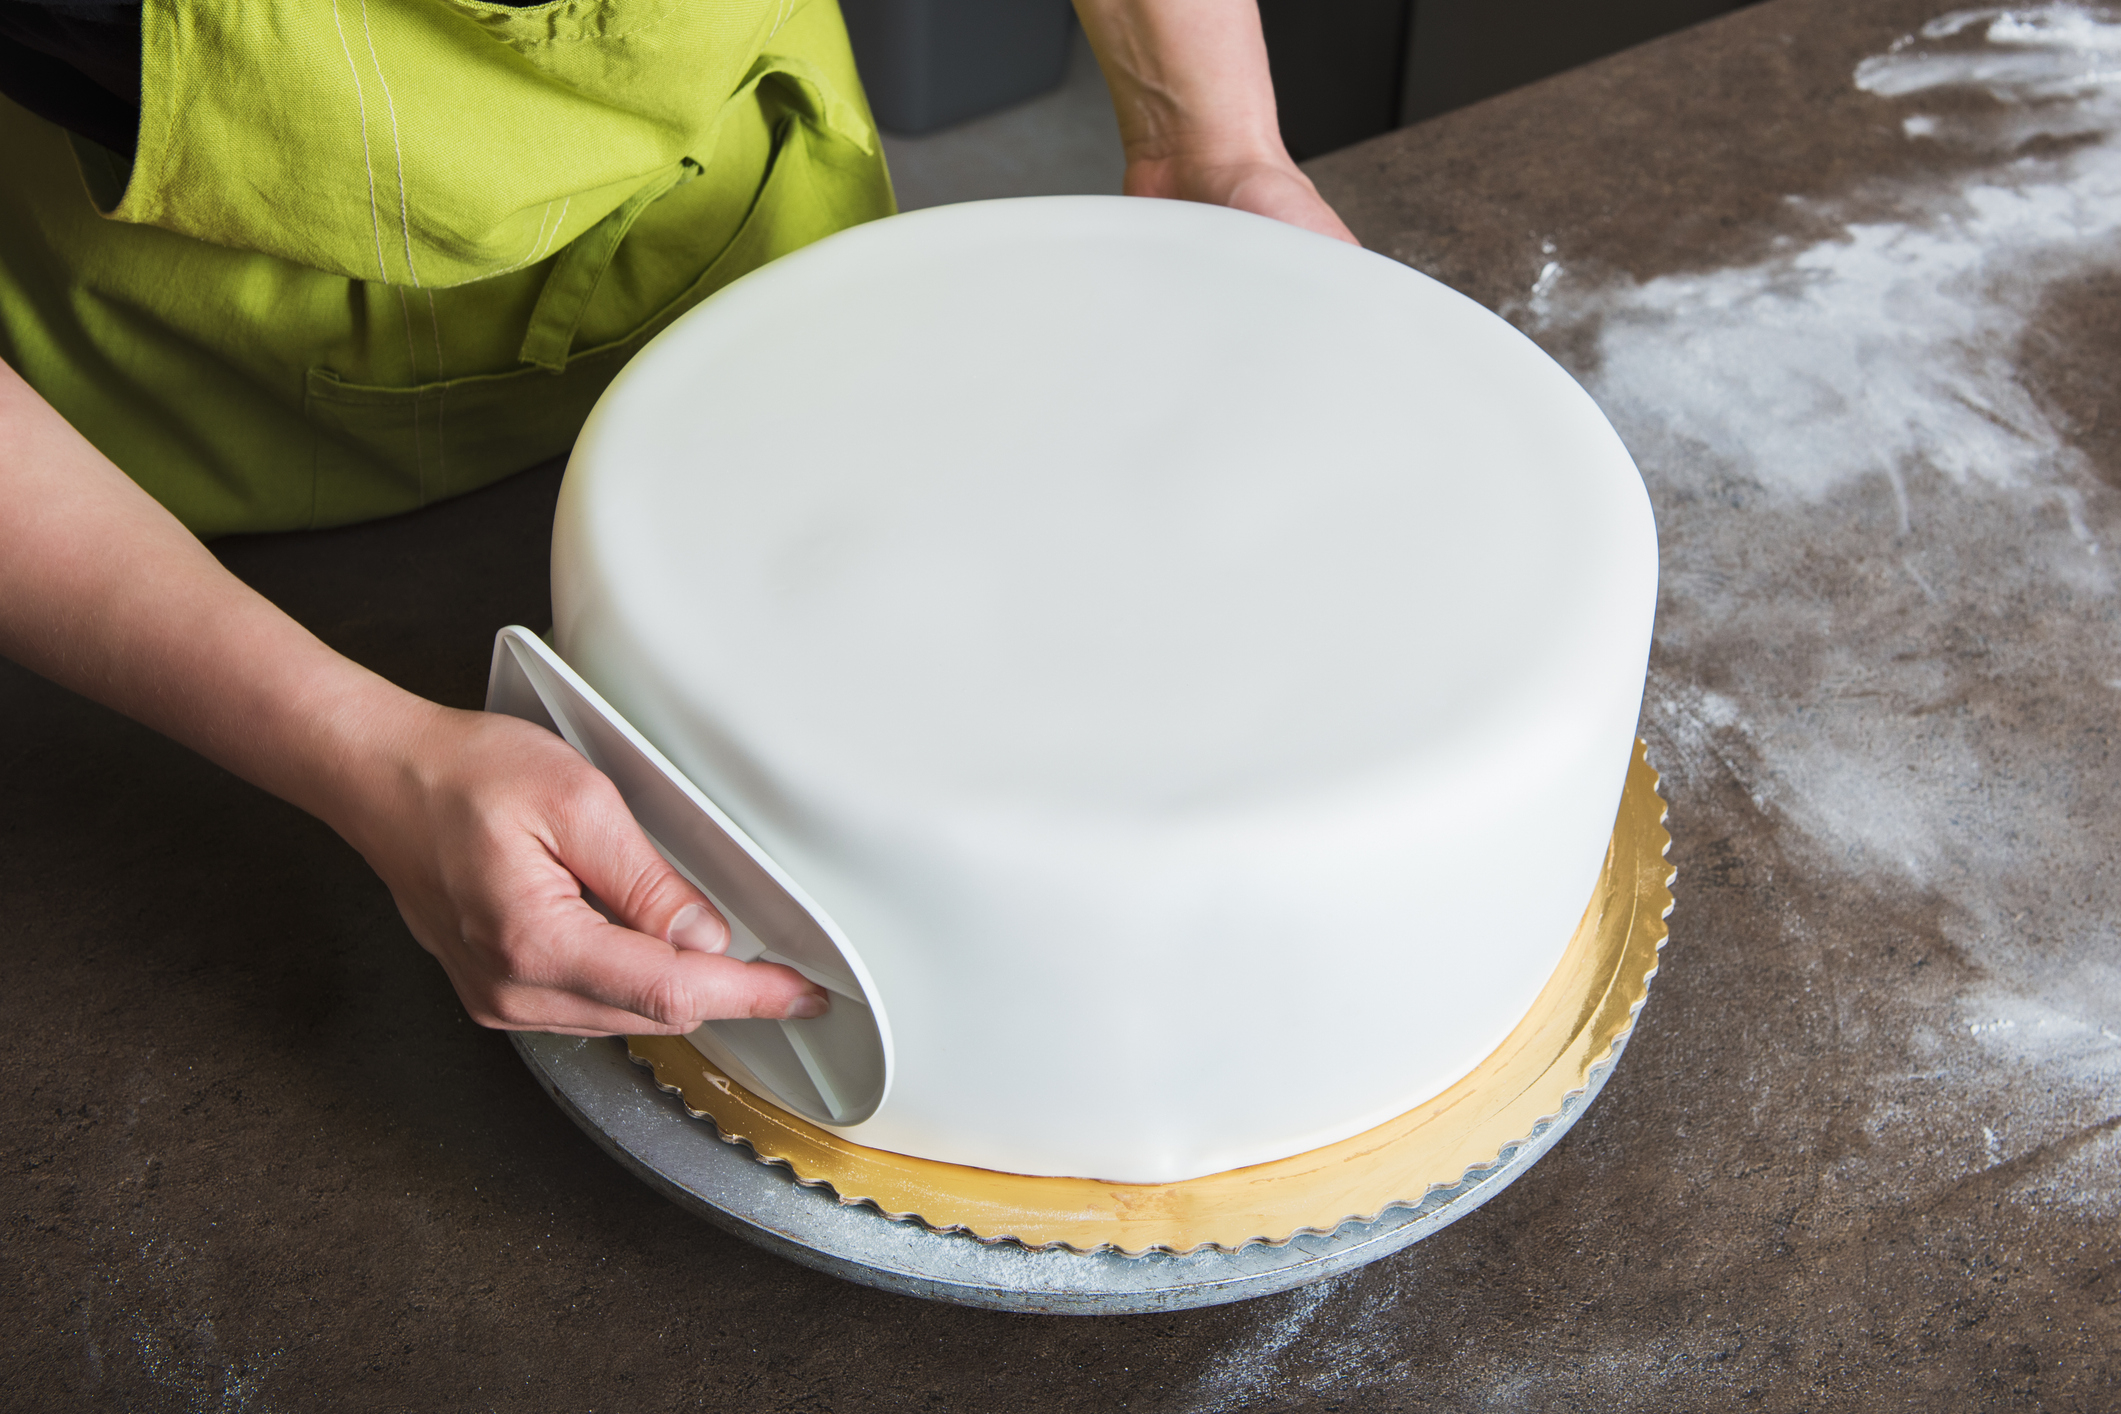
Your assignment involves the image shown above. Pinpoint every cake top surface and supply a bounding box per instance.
[558,197,1649,835]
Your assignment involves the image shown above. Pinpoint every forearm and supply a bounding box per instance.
[1073,0,1357,244]
[0,358,421,835]
[1073,0,1284,172]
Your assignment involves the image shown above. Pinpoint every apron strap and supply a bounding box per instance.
[519,158,703,373]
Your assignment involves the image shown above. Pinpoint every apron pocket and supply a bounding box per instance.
[304,355,624,527]
[301,112,845,529]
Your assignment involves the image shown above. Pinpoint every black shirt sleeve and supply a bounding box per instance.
[0,0,142,156]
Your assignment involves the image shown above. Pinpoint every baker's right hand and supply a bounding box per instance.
[0,359,827,1037]
[338,701,830,1037]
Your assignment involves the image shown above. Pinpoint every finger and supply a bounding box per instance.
[425,942,671,1035]
[516,902,828,1026]
[468,983,684,1036]
[444,930,826,1035]
[1232,174,1359,246]
[545,769,731,953]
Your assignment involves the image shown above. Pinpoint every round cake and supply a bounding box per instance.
[552,196,1657,1185]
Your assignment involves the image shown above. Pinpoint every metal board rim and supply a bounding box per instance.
[510,1028,1631,1314]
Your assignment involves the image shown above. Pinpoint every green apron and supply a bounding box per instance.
[0,0,894,537]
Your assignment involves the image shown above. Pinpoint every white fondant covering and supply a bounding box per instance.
[552,196,1657,1184]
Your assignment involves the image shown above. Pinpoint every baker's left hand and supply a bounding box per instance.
[1123,150,1357,246]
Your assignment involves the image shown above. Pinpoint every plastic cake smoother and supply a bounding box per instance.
[486,628,892,1128]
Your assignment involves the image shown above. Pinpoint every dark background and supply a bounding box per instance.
[843,0,1759,158]
[1265,0,1757,158]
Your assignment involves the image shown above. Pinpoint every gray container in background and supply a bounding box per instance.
[841,0,1078,135]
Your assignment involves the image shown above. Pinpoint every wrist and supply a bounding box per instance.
[265,652,451,852]
[1122,110,1289,170]
[1078,0,1290,175]
[1123,142,1297,199]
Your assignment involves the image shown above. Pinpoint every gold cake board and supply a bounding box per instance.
[627,740,1673,1257]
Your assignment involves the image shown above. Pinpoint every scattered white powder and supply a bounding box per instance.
[1540,8,2121,521]
[1180,1279,1339,1408]
[1528,1,2121,1093]
[1195,10,2121,1403]
[1856,4,2121,103]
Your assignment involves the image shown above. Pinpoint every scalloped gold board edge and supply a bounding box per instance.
[627,740,1673,1256]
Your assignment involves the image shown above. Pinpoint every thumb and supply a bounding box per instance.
[553,772,732,953]
[548,768,830,1021]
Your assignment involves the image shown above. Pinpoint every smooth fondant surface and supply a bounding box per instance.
[553,196,1657,1183]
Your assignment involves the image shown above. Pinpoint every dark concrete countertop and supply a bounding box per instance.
[6,0,2117,1408]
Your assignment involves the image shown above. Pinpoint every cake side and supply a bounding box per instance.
[554,196,1658,1182]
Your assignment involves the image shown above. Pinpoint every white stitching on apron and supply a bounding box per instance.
[544,196,573,259]
[492,200,555,279]
[490,194,570,281]
[329,0,390,283]
[356,0,421,287]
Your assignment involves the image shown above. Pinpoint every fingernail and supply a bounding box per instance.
[783,992,829,1020]
[668,902,729,953]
